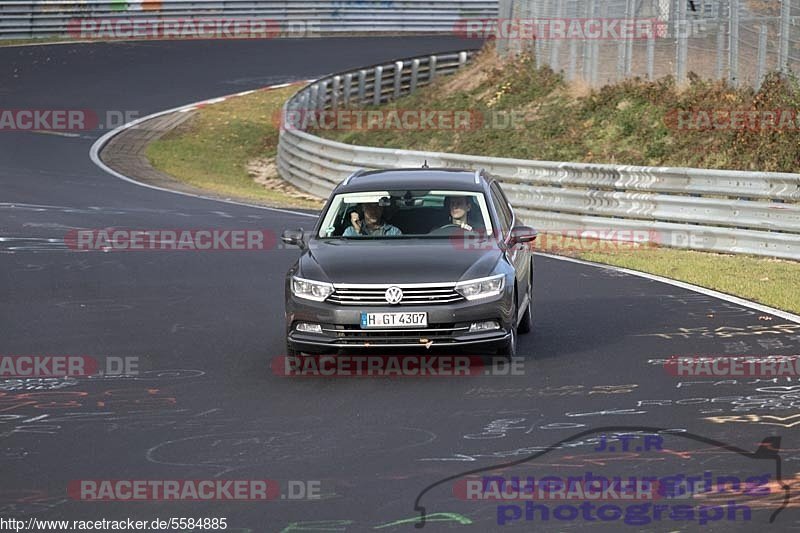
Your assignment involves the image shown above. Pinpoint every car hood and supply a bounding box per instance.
[298,238,503,284]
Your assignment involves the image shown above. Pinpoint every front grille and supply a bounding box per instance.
[322,323,468,344]
[328,283,463,306]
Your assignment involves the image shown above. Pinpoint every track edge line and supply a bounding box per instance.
[535,252,800,324]
[88,80,318,218]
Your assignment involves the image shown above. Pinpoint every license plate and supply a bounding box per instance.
[360,312,427,328]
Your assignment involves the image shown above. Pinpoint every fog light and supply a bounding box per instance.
[296,322,323,334]
[469,320,500,332]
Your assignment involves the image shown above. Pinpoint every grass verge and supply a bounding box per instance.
[310,44,800,313]
[315,45,800,172]
[145,84,323,210]
[566,246,800,315]
[0,37,89,47]
[148,52,799,314]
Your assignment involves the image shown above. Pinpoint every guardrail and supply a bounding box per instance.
[277,50,800,260]
[0,0,496,39]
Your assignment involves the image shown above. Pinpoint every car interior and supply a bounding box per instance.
[330,194,485,236]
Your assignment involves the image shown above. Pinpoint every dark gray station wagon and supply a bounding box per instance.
[282,168,537,357]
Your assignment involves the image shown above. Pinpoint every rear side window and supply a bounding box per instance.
[489,182,513,236]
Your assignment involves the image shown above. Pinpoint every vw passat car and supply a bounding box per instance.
[282,168,537,357]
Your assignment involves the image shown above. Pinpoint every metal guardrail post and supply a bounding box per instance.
[2,2,502,41]
[372,66,383,106]
[357,70,367,104]
[429,55,438,80]
[331,75,341,109]
[276,50,800,260]
[392,61,403,100]
[410,59,420,93]
[342,73,352,107]
[310,84,320,111]
[318,81,329,110]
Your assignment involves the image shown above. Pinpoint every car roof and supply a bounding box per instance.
[336,168,487,193]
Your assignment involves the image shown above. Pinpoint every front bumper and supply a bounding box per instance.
[286,294,512,353]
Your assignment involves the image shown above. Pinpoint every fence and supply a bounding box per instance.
[277,50,800,259]
[0,0,497,40]
[493,0,800,89]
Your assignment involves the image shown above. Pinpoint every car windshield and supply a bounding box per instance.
[317,189,493,238]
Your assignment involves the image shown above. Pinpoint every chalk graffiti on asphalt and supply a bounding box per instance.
[638,324,800,340]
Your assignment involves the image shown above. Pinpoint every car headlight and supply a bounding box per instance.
[291,277,334,301]
[455,274,505,300]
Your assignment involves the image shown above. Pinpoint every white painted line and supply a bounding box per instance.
[32,130,81,138]
[535,252,800,324]
[87,75,795,323]
[89,82,318,219]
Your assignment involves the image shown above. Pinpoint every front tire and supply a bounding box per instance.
[517,289,533,334]
[497,294,517,359]
[497,319,517,358]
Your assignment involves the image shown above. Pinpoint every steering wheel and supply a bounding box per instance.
[428,224,462,235]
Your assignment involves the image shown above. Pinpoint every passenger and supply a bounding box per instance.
[343,202,402,236]
[443,195,475,231]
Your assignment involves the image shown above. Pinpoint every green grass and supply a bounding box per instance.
[146,48,799,314]
[310,45,800,313]
[534,232,800,314]
[316,46,800,173]
[535,239,800,314]
[0,37,89,47]
[146,84,323,210]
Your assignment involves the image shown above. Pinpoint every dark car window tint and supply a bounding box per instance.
[493,182,515,227]
[489,183,512,236]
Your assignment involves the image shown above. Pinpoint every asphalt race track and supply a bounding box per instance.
[1,38,799,532]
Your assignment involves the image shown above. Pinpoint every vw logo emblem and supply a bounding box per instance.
[385,286,403,304]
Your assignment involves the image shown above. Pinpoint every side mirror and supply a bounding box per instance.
[281,228,306,249]
[510,225,538,245]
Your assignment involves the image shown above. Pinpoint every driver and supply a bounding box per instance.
[344,202,402,236]
[444,196,474,231]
